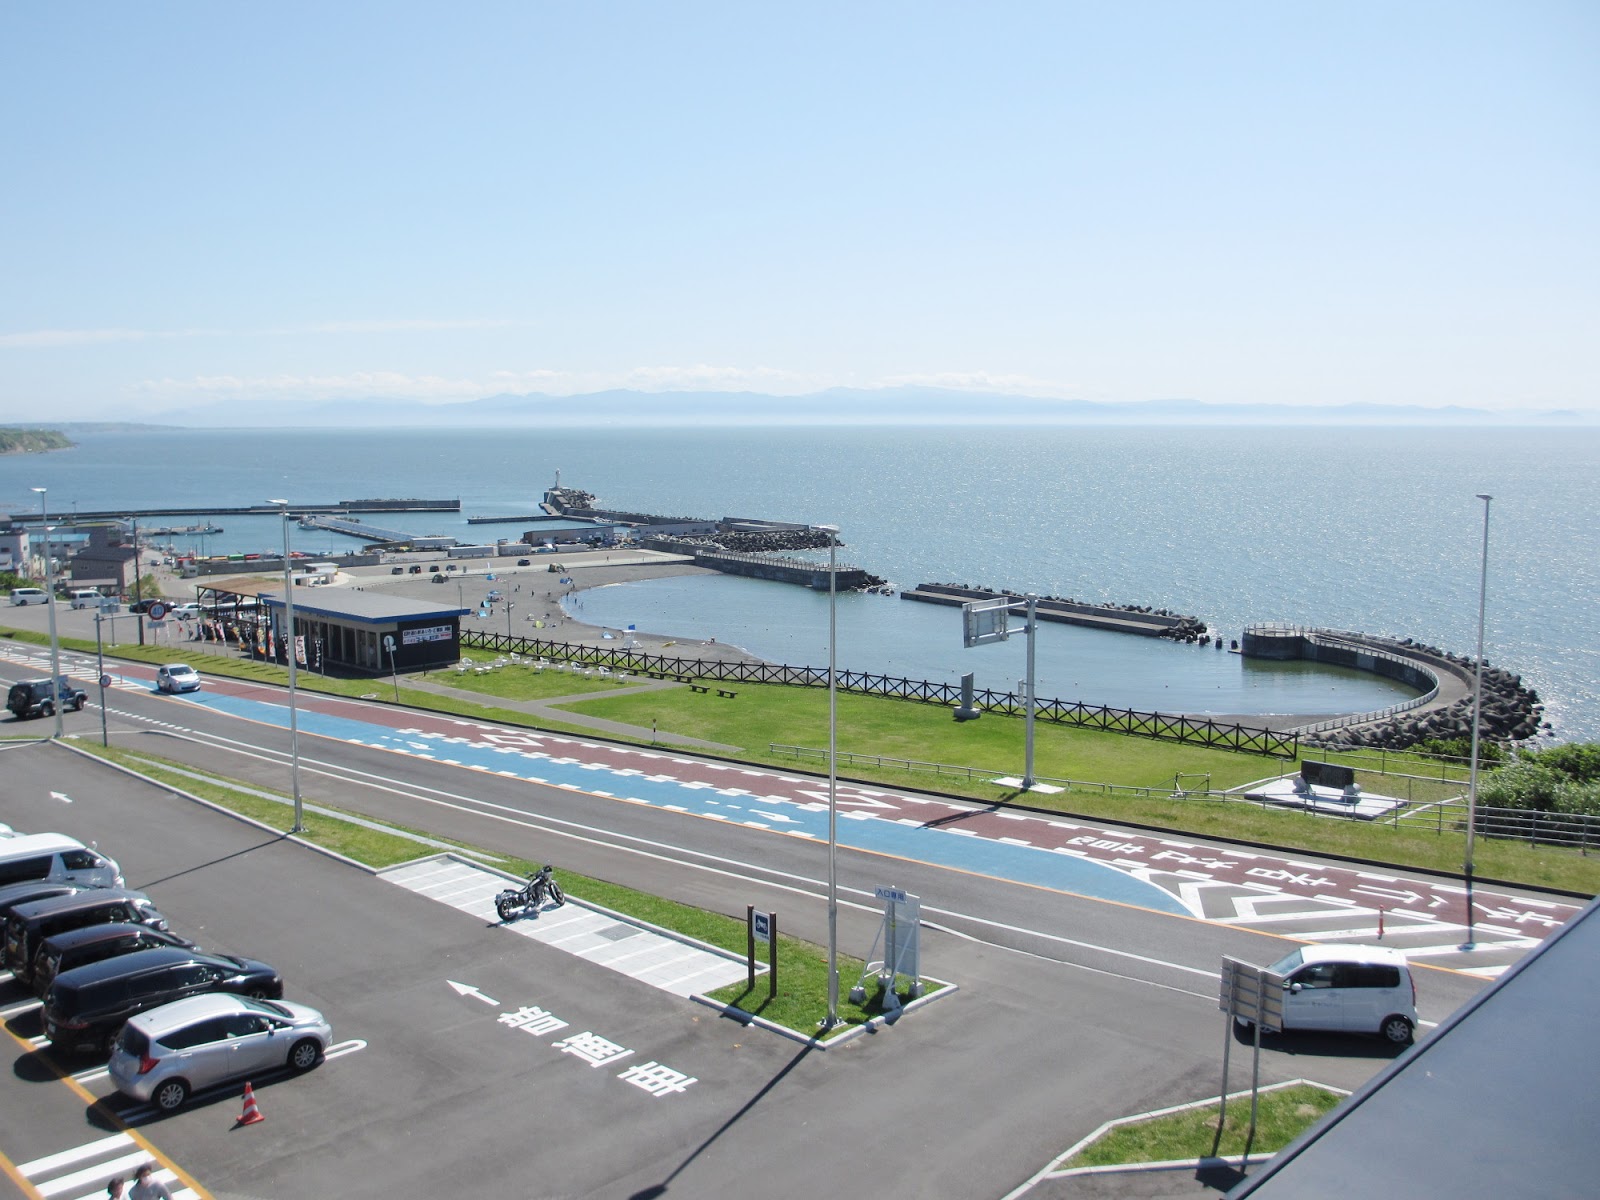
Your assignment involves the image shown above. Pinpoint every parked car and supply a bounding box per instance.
[127,599,160,614]
[445,564,457,572]
[390,566,405,575]
[155,664,202,693]
[8,587,48,605]
[42,946,285,1056]
[0,833,122,887]
[1255,944,1418,1045]
[516,558,531,566]
[167,603,202,619]
[108,993,331,1111]
[0,881,90,928]
[31,923,198,999]
[6,676,87,719]
[408,564,423,574]
[69,589,105,610]
[5,888,168,985]
[432,573,446,583]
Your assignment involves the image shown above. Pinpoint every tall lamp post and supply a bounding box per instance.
[1462,493,1493,949]
[30,487,64,740]
[270,499,305,833]
[814,523,841,1030]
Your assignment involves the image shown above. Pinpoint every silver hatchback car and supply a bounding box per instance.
[108,993,332,1112]
[155,664,202,693]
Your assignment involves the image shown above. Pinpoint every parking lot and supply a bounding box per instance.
[0,744,842,1198]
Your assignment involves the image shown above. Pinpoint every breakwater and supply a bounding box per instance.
[639,537,881,590]
[1244,625,1546,748]
[900,583,1209,641]
[458,629,1298,757]
[31,498,460,524]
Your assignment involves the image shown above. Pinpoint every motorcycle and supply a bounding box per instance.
[496,865,566,921]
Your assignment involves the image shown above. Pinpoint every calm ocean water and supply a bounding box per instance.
[4,425,1596,739]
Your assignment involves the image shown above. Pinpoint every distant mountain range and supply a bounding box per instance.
[39,389,1600,429]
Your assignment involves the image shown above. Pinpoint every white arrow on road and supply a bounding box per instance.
[447,979,500,1006]
[49,791,73,804]
[1352,885,1424,904]
[747,808,799,824]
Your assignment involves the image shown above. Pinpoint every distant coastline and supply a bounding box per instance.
[0,428,73,455]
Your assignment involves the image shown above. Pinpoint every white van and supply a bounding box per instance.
[9,587,47,606]
[0,834,124,889]
[1264,944,1417,1045]
[69,589,104,609]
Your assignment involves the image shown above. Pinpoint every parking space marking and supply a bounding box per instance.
[382,856,748,997]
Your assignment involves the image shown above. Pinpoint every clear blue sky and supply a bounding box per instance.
[2,1,1595,421]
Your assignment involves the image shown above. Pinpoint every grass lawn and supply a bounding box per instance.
[1065,1082,1347,1167]
[70,740,922,1039]
[17,625,1597,896]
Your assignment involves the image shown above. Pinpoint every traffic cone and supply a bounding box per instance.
[235,1081,264,1126]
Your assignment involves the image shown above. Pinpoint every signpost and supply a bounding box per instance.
[746,906,777,999]
[1216,956,1285,1157]
[960,594,1042,789]
[848,886,924,1010]
[383,634,399,701]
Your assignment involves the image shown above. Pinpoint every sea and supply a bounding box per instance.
[4,425,1596,741]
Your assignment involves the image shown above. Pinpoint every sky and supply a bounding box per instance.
[1,1,1596,423]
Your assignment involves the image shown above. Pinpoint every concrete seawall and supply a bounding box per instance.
[900,583,1199,638]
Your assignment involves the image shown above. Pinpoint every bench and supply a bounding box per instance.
[689,683,709,694]
[716,688,738,699]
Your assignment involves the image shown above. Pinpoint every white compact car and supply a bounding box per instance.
[1262,944,1417,1045]
[108,993,332,1112]
[155,664,202,693]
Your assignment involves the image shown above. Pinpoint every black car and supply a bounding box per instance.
[42,946,284,1056]
[517,558,531,566]
[6,677,87,719]
[31,923,198,999]
[126,598,158,614]
[0,880,89,925]
[5,888,168,986]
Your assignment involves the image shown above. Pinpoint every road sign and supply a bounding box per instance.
[875,886,908,903]
[147,601,167,621]
[962,597,1013,647]
[1219,956,1284,1032]
[752,911,771,941]
[99,674,112,689]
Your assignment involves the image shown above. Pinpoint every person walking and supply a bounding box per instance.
[129,1163,173,1199]
[106,1178,126,1198]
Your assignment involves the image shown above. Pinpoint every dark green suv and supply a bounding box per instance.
[6,676,87,719]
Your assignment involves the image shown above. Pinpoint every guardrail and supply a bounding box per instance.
[768,745,1595,852]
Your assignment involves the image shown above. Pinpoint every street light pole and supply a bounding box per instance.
[270,499,305,833]
[31,487,64,739]
[815,523,841,1030]
[94,612,109,747]
[1023,593,1038,790]
[1462,493,1492,949]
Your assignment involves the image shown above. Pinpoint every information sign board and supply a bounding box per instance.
[962,598,1014,647]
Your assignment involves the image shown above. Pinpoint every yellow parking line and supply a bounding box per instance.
[0,1018,213,1200]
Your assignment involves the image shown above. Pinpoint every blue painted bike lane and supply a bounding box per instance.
[189,690,1190,916]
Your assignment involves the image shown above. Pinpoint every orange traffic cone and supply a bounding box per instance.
[235,1081,264,1126]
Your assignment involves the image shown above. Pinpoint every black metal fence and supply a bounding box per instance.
[459,631,1300,757]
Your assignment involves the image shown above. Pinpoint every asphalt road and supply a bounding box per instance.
[0,637,1503,1199]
